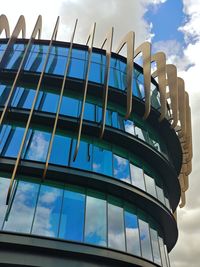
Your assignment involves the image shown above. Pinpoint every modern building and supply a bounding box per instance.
[0,15,192,267]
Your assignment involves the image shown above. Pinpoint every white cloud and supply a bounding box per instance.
[169,1,200,267]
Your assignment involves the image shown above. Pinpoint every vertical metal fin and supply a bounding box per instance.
[0,14,10,38]
[116,31,135,119]
[177,77,186,138]
[6,16,59,205]
[42,19,78,180]
[134,42,151,120]
[99,27,114,138]
[73,22,96,161]
[166,64,178,128]
[151,52,167,122]
[0,15,42,126]
[0,15,26,68]
[179,190,186,208]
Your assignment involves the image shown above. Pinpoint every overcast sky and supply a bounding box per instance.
[1,0,200,266]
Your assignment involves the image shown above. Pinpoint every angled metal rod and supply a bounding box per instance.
[6,16,59,205]
[42,19,78,180]
[0,15,41,126]
[73,22,96,161]
[151,52,167,122]
[177,77,186,139]
[166,64,178,129]
[99,27,114,139]
[0,14,10,38]
[134,42,151,120]
[0,15,26,68]
[116,31,135,119]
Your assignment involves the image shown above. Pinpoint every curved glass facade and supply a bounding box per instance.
[0,37,180,267]
[0,82,168,157]
[0,43,161,110]
[0,123,171,210]
[0,176,170,266]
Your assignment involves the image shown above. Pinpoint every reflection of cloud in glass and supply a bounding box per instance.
[125,120,134,135]
[26,132,50,161]
[0,177,10,228]
[32,186,62,238]
[139,220,152,260]
[3,181,39,233]
[92,163,101,171]
[85,196,106,246]
[108,203,125,250]
[126,227,141,256]
[113,155,130,183]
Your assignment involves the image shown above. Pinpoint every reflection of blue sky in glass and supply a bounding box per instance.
[139,219,153,261]
[59,186,85,242]
[32,184,63,237]
[113,154,131,183]
[125,211,141,256]
[5,127,24,158]
[93,146,112,177]
[50,135,71,166]
[3,181,39,233]
[25,131,51,162]
[85,191,106,246]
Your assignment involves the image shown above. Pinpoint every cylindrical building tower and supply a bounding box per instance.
[0,15,192,267]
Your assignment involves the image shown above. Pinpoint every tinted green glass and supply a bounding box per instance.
[84,190,107,246]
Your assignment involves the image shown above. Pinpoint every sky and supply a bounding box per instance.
[1,0,200,266]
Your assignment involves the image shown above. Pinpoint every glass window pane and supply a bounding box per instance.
[0,177,10,229]
[59,185,85,242]
[0,125,11,154]
[108,196,125,251]
[60,96,79,117]
[32,184,63,237]
[144,174,157,198]
[159,237,167,267]
[150,228,161,265]
[93,146,112,177]
[50,134,71,166]
[70,140,92,171]
[84,190,106,246]
[139,219,153,261]
[4,127,24,158]
[156,186,165,205]
[113,154,131,183]
[25,130,51,162]
[84,102,95,121]
[40,92,59,113]
[124,120,135,135]
[124,207,141,256]
[3,180,39,233]
[130,164,145,191]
